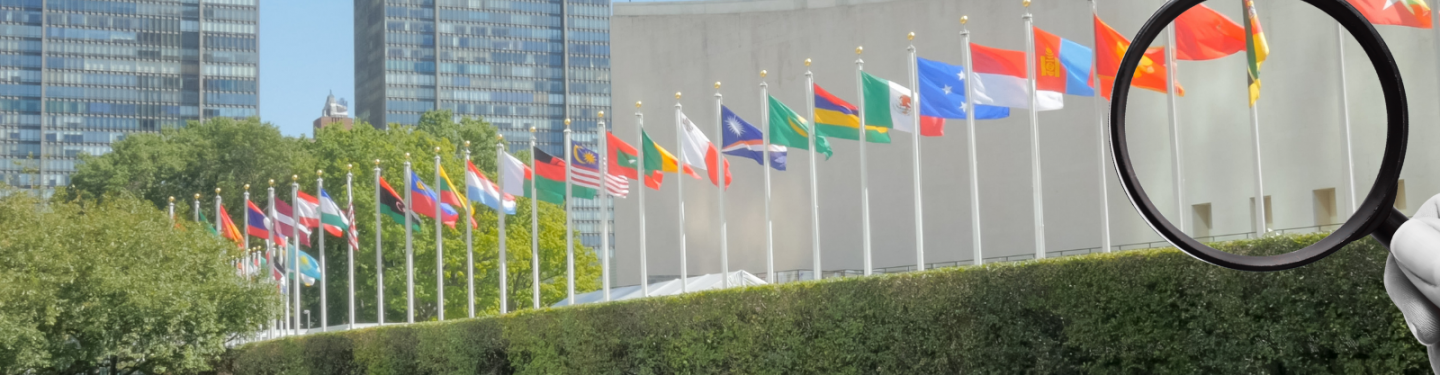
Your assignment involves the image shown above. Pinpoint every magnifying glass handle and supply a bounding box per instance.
[1371,207,1411,248]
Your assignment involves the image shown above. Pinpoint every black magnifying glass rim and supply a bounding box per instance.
[1109,0,1407,271]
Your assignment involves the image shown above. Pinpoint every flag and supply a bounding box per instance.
[532,147,587,203]
[606,131,640,180]
[1033,26,1096,97]
[500,150,532,198]
[641,130,687,189]
[860,71,950,134]
[1352,0,1432,28]
[346,197,358,251]
[293,191,321,229]
[408,171,460,228]
[1094,14,1183,100]
[466,160,517,215]
[571,143,629,198]
[218,203,243,248]
[318,189,350,236]
[246,201,271,239]
[767,95,832,159]
[678,111,731,189]
[437,166,477,229]
[720,105,787,170]
[200,209,216,235]
[1243,0,1269,107]
[378,177,421,230]
[274,199,312,247]
[915,57,1011,121]
[969,43,1056,109]
[292,245,322,286]
[1174,4,1246,60]
[813,84,891,143]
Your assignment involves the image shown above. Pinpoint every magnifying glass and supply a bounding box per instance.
[1109,0,1410,271]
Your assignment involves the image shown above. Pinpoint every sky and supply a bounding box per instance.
[259,0,354,137]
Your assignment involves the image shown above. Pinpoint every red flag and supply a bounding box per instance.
[606,131,640,180]
[1352,0,1433,29]
[218,203,244,249]
[1094,14,1184,100]
[1174,4,1246,60]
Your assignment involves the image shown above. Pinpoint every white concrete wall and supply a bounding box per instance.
[607,0,1440,286]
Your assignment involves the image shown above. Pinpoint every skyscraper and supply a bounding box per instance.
[0,0,260,194]
[355,0,613,249]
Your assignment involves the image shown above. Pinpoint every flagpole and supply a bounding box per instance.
[674,95,688,294]
[317,171,328,331]
[1165,8,1186,234]
[1088,1,1112,253]
[715,83,729,288]
[598,113,610,302]
[1246,1,1267,237]
[760,73,776,281]
[1022,1,1047,259]
[433,148,444,321]
[496,139,509,313]
[194,193,200,223]
[346,165,356,329]
[907,32,925,272]
[804,61,822,281]
[168,196,175,227]
[855,48,873,276]
[243,186,251,274]
[530,126,541,309]
[961,17,985,265]
[290,176,302,335]
[565,119,576,304]
[465,142,475,318]
[403,155,415,324]
[636,104,649,297]
[269,182,288,335]
[215,188,222,244]
[373,160,385,325]
[1336,23,1357,213]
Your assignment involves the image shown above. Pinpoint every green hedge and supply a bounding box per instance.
[220,234,1429,374]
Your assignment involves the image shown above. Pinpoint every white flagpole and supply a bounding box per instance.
[373,160,384,325]
[496,139,509,313]
[907,33,925,271]
[565,119,577,304]
[1022,3,1047,259]
[1336,23,1357,213]
[403,156,414,323]
[290,177,302,334]
[214,188,222,242]
[1088,2,1112,253]
[674,95,688,294]
[1165,10,1186,234]
[317,172,327,331]
[433,149,444,321]
[269,182,288,335]
[961,17,985,265]
[636,106,649,297]
[243,187,251,275]
[168,196,175,227]
[855,48,873,276]
[346,165,356,329]
[1247,1,1267,237]
[597,114,610,302]
[760,73,775,281]
[194,194,200,223]
[530,127,541,309]
[715,84,729,288]
[465,143,475,318]
[804,61,822,281]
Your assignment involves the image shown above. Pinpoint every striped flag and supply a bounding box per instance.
[1243,0,1269,107]
[346,196,359,251]
[318,189,350,236]
[572,143,629,196]
[466,160,518,214]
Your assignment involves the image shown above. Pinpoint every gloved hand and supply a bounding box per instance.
[1386,194,1440,374]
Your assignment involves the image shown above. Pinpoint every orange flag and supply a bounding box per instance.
[1094,14,1184,100]
[1352,0,1432,29]
[218,203,244,249]
[1174,4,1246,60]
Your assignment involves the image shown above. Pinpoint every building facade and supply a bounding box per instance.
[355,0,614,250]
[314,92,354,133]
[0,0,260,193]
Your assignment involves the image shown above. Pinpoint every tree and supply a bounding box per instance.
[0,191,275,374]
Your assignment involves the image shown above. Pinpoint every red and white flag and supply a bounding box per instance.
[678,111,731,189]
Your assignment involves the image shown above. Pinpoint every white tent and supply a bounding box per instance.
[554,270,768,306]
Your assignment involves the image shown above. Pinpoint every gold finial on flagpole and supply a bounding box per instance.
[760,70,767,78]
[714,82,721,89]
[805,58,811,67]
[244,184,250,191]
[635,101,642,109]
[497,134,504,141]
[317,169,323,177]
[675,92,681,100]
[598,111,605,118]
[373,159,380,166]
[856,46,864,55]
[1023,0,1030,7]
[529,126,536,133]
[194,193,200,200]
[405,153,410,159]
[269,179,274,186]
[464,141,470,148]
[564,119,571,128]
[961,15,968,24]
[908,32,915,40]
[292,175,298,182]
[434,147,440,153]
[169,196,174,203]
[215,188,221,194]
[347,163,353,171]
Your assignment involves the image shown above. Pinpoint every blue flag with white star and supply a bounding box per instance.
[917,57,1010,120]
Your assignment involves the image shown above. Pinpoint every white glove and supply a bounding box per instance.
[1386,194,1440,374]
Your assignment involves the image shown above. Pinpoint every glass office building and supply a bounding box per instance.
[0,0,259,193]
[356,0,613,249]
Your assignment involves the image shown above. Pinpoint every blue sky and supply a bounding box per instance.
[259,0,354,137]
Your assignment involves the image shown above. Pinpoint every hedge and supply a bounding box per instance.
[219,234,1429,374]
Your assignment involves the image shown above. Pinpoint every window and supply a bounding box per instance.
[1313,188,1337,227]
[1192,203,1212,239]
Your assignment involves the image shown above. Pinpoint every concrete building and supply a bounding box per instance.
[354,0,615,250]
[314,92,354,133]
[0,0,260,194]
[608,0,1440,285]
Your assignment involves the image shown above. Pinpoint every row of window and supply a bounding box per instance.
[46,27,184,46]
[386,6,433,20]
[568,18,607,31]
[443,37,565,53]
[48,115,148,130]
[440,102,564,117]
[386,100,434,112]
[0,39,42,54]
[0,54,40,69]
[9,0,183,18]
[48,85,185,103]
[441,23,562,41]
[440,89,561,104]
[440,61,564,78]
[204,92,253,105]
[200,20,255,34]
[205,0,259,7]
[47,41,189,61]
[204,106,254,118]
[205,7,258,22]
[0,9,41,24]
[569,56,609,68]
[386,46,433,59]
[386,72,436,86]
[438,0,610,7]
[443,49,562,65]
[207,78,255,92]
[445,75,562,92]
[202,64,256,78]
[206,35,257,50]
[0,24,41,38]
[0,83,39,97]
[46,100,199,117]
[48,56,182,75]
[47,12,181,32]
[46,72,183,89]
[0,114,38,125]
[206,50,257,64]
[437,9,561,28]
[19,129,129,144]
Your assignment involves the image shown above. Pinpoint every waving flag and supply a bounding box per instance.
[318,189,349,236]
[218,203,244,249]
[721,105,786,170]
[768,95,832,159]
[861,71,949,134]
[246,200,271,240]
[969,43,1044,109]
[640,130,684,189]
[378,177,421,230]
[1174,4,1246,60]
[346,197,358,251]
[1032,26,1095,98]
[466,160,517,215]
[533,147,591,202]
[813,84,890,143]
[294,191,321,229]
[274,199,312,247]
[1243,0,1269,107]
[437,166,477,228]
[572,143,628,198]
[678,111,731,189]
[916,57,1010,121]
[1352,0,1432,28]
[1095,15,1183,100]
[409,171,459,228]
[606,131,640,180]
[292,245,322,286]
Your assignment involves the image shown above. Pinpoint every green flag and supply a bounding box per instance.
[200,209,218,236]
[767,95,832,159]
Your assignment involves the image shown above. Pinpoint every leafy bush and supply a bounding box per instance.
[220,234,1429,374]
